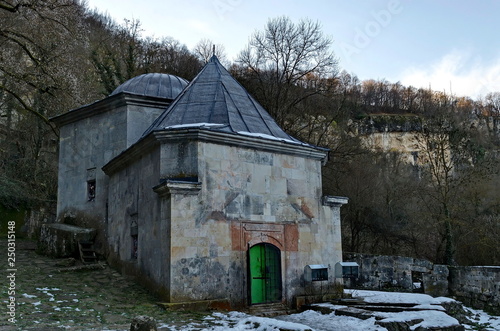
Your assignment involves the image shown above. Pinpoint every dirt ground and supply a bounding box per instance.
[0,239,212,330]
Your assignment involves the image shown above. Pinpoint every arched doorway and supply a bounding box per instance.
[248,243,282,304]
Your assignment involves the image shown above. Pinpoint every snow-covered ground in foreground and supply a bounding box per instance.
[160,290,500,331]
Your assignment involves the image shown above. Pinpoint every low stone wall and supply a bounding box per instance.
[344,253,500,314]
[343,253,448,297]
[449,266,500,315]
[38,223,96,258]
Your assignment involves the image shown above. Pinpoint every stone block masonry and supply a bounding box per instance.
[344,253,500,315]
[38,223,96,258]
[343,253,448,297]
[449,266,500,315]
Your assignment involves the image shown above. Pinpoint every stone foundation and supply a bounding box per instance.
[38,223,96,258]
[449,266,500,315]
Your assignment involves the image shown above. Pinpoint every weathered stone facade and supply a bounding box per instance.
[52,60,347,309]
[53,93,175,227]
[102,129,346,308]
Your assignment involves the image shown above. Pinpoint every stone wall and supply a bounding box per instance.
[54,94,171,231]
[449,266,500,315]
[343,253,449,297]
[104,132,345,308]
[344,253,500,314]
[38,223,96,258]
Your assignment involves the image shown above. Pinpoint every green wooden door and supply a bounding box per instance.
[249,243,282,304]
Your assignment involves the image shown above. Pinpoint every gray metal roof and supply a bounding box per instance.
[110,73,189,100]
[142,56,302,143]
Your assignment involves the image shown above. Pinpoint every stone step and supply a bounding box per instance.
[350,304,444,313]
[247,303,294,317]
[78,241,98,263]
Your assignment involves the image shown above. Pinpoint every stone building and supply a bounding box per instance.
[51,56,347,309]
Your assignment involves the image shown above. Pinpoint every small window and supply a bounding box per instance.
[87,180,96,201]
[131,217,138,259]
[131,235,138,259]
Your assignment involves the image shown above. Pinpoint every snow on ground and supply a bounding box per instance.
[161,311,314,331]
[160,290,500,331]
[345,289,454,305]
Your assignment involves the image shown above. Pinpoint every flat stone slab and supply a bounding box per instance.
[38,223,96,258]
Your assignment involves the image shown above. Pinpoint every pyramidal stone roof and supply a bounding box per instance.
[142,55,304,145]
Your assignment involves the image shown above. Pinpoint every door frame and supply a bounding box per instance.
[247,242,283,305]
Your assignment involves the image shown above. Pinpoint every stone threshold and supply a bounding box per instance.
[157,299,231,311]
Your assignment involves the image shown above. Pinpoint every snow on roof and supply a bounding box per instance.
[164,123,227,130]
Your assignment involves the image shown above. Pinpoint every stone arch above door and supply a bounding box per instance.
[230,222,298,252]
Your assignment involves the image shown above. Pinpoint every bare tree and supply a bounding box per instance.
[193,38,228,65]
[0,0,91,211]
[235,16,339,132]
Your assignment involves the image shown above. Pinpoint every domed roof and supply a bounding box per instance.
[110,73,189,100]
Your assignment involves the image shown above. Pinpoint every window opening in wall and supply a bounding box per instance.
[86,167,96,202]
[131,235,138,259]
[131,218,138,259]
[412,271,424,293]
[87,180,96,201]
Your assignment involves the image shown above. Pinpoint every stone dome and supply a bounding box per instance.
[110,73,189,100]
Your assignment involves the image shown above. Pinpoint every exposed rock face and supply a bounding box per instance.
[37,223,96,257]
[353,115,423,135]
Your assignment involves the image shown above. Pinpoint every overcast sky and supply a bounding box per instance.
[84,0,500,99]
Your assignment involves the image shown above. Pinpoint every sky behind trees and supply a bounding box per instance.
[85,0,500,99]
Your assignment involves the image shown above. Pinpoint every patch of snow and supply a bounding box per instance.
[209,311,312,331]
[279,310,385,331]
[346,289,455,305]
[32,301,41,306]
[414,303,445,311]
[22,293,37,298]
[36,287,51,291]
[377,310,459,328]
[165,123,226,130]
[313,303,348,309]
[463,307,500,331]
[237,131,299,144]
[73,299,79,302]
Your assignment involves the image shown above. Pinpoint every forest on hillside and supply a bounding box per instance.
[1,0,498,266]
